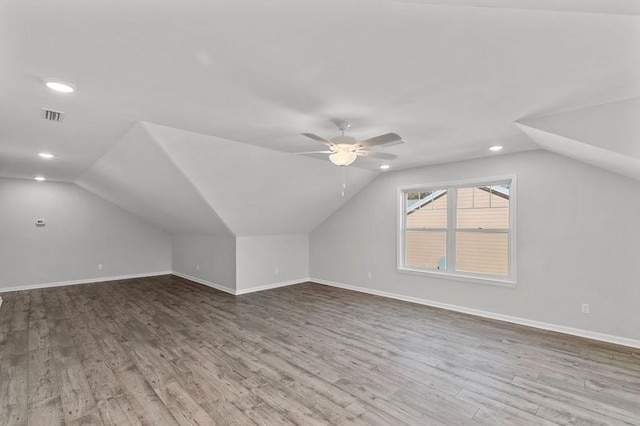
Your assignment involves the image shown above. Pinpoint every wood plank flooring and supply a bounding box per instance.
[1,275,639,425]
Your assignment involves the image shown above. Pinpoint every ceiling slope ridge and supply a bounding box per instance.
[74,122,233,236]
[140,122,243,236]
[71,179,176,234]
[73,174,174,233]
[516,95,640,125]
[143,122,379,236]
[393,0,640,17]
[515,97,640,158]
[142,120,308,158]
[138,122,236,236]
[515,123,640,181]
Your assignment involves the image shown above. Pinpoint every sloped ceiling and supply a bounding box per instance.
[516,97,640,180]
[75,123,232,235]
[392,0,640,16]
[1,0,639,226]
[77,122,378,236]
[2,0,639,183]
[145,122,378,236]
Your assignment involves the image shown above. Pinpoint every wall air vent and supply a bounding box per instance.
[41,108,64,122]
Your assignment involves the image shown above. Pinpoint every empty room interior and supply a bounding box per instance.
[1,0,640,425]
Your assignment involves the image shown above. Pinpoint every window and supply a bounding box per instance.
[398,176,516,285]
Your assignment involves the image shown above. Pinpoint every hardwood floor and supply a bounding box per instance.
[1,275,639,425]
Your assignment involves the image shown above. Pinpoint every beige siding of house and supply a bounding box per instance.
[405,187,510,275]
[457,187,509,229]
[456,232,509,276]
[405,231,446,269]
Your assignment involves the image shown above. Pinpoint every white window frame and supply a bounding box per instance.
[397,175,517,287]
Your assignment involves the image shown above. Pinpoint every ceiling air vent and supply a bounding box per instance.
[41,108,64,122]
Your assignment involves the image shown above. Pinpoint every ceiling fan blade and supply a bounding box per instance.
[301,133,334,147]
[355,150,398,160]
[297,152,332,161]
[355,133,402,148]
[293,150,333,155]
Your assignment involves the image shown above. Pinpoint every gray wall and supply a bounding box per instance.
[236,234,309,290]
[0,178,172,289]
[310,150,640,341]
[171,234,236,291]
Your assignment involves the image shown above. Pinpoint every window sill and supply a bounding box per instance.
[397,267,517,288]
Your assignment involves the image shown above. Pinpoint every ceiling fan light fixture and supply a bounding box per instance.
[300,123,402,168]
[329,150,357,166]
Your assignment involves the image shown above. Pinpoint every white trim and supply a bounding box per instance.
[399,175,515,193]
[397,267,516,287]
[311,278,640,350]
[236,278,310,295]
[172,272,310,296]
[397,174,517,286]
[0,271,173,293]
[3,270,636,349]
[509,175,518,283]
[445,182,456,274]
[0,270,308,299]
[171,272,235,295]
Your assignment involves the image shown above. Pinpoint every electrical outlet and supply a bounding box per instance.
[275,267,279,275]
[367,272,373,279]
[581,303,590,314]
[98,263,103,270]
[196,264,200,271]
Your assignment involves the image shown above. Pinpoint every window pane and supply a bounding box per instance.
[405,231,446,270]
[457,185,509,229]
[456,232,508,276]
[406,190,447,229]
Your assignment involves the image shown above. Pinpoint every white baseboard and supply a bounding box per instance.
[6,270,634,350]
[172,272,309,296]
[171,272,235,295]
[0,269,307,299]
[311,278,640,350]
[0,271,173,293]
[236,278,310,295]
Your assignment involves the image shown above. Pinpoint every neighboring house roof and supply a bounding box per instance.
[407,186,509,213]
[406,189,447,213]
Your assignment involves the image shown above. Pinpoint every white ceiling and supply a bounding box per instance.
[1,0,639,183]
[517,124,640,181]
[75,122,377,236]
[146,122,377,235]
[75,123,232,235]
[516,97,640,181]
[391,0,640,16]
[519,97,640,159]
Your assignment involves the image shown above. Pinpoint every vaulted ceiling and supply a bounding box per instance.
[1,0,639,232]
[517,97,640,181]
[76,122,377,235]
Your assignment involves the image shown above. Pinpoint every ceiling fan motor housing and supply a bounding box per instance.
[330,135,357,145]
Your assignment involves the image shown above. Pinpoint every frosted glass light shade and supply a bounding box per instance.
[329,150,357,166]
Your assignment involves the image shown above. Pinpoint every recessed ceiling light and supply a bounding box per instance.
[45,81,74,93]
[34,176,46,181]
[489,145,503,152]
[38,152,54,159]
[379,164,391,170]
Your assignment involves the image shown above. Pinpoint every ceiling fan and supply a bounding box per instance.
[298,121,403,166]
